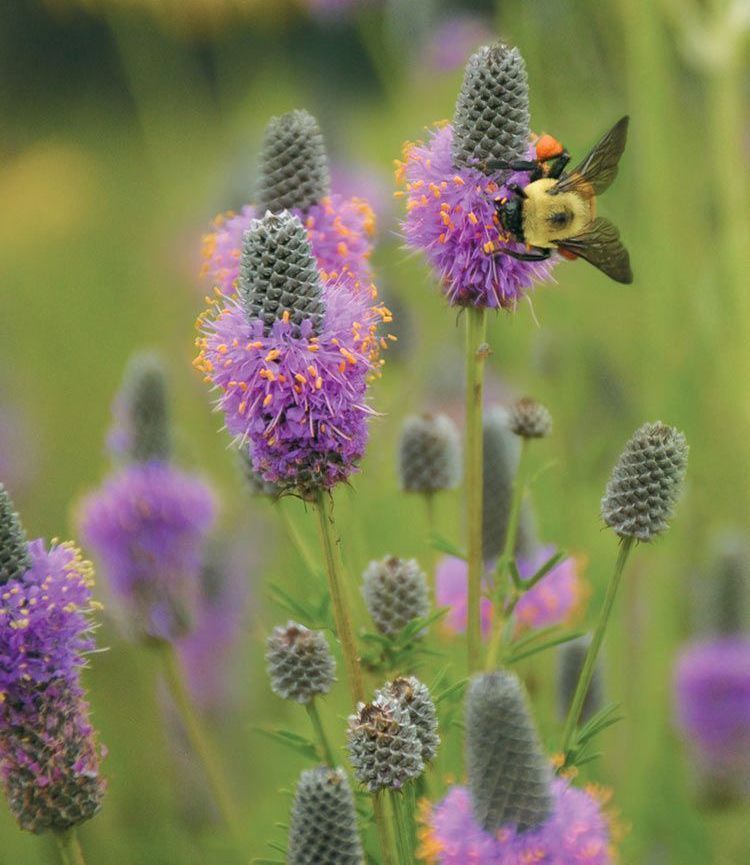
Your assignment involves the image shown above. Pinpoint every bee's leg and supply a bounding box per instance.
[497,247,551,262]
[507,183,528,200]
[546,151,571,179]
[485,159,539,172]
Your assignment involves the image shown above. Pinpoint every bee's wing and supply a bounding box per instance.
[556,217,633,284]
[554,116,629,197]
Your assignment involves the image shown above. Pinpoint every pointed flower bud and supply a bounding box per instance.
[239,211,325,337]
[288,766,363,865]
[375,676,440,763]
[452,42,531,170]
[265,622,336,704]
[466,672,553,832]
[482,408,536,562]
[0,484,31,586]
[509,397,552,440]
[601,421,688,541]
[362,556,429,635]
[256,110,331,214]
[557,636,604,725]
[109,352,172,463]
[347,695,424,791]
[398,413,461,494]
[0,538,106,834]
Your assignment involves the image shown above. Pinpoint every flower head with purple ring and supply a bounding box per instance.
[396,124,555,309]
[77,462,218,642]
[195,211,389,497]
[435,546,584,637]
[419,779,614,865]
[674,637,750,780]
[0,539,106,833]
[201,196,376,298]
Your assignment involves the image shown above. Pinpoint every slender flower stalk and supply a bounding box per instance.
[54,829,87,865]
[305,701,336,767]
[159,642,242,838]
[372,792,395,865]
[315,491,364,704]
[390,789,413,864]
[465,308,487,672]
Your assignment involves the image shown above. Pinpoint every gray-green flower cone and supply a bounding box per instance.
[398,413,461,494]
[601,421,688,541]
[362,556,429,635]
[119,353,172,463]
[265,622,336,704]
[256,109,330,214]
[347,695,424,792]
[375,676,440,763]
[0,484,31,586]
[466,671,553,833]
[509,397,552,440]
[239,211,325,336]
[288,766,363,865]
[452,42,531,170]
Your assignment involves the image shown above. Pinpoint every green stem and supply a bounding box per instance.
[485,439,532,670]
[276,500,319,578]
[54,829,87,865]
[159,643,242,839]
[465,307,488,673]
[314,491,365,704]
[372,792,396,865]
[424,492,437,594]
[305,699,335,767]
[389,790,412,865]
[560,536,635,754]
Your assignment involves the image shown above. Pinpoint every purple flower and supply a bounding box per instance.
[77,462,218,642]
[196,269,387,497]
[201,195,376,297]
[0,540,106,833]
[330,162,393,232]
[177,539,252,713]
[436,547,583,637]
[424,15,493,73]
[302,0,371,17]
[396,124,556,308]
[420,780,613,864]
[674,637,750,779]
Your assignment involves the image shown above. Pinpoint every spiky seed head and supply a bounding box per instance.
[120,353,172,463]
[452,42,531,171]
[265,621,336,704]
[556,636,604,726]
[375,676,440,763]
[256,109,330,214]
[0,484,31,586]
[601,422,688,541]
[347,695,424,792]
[362,556,429,636]
[706,533,750,635]
[239,211,325,337]
[482,408,537,562]
[236,445,280,498]
[398,413,461,494]
[466,671,553,833]
[288,766,363,865]
[509,397,552,439]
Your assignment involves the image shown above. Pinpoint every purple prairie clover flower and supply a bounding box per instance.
[435,548,584,637]
[0,539,106,833]
[195,211,388,497]
[419,780,614,865]
[423,15,494,73]
[674,637,750,781]
[396,123,555,309]
[77,462,218,642]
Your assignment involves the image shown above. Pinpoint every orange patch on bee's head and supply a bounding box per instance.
[536,134,564,161]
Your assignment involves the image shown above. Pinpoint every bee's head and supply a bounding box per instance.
[495,195,524,241]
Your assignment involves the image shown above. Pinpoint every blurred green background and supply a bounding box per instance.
[1,0,748,862]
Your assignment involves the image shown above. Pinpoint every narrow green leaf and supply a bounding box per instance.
[505,630,584,664]
[430,533,466,560]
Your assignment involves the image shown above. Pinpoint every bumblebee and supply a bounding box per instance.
[490,116,632,284]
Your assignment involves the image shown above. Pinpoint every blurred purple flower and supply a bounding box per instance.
[0,540,106,833]
[674,637,750,781]
[397,124,555,308]
[421,780,613,864]
[424,15,494,73]
[436,547,583,638]
[201,195,376,297]
[77,463,218,642]
[302,0,372,18]
[330,162,393,231]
